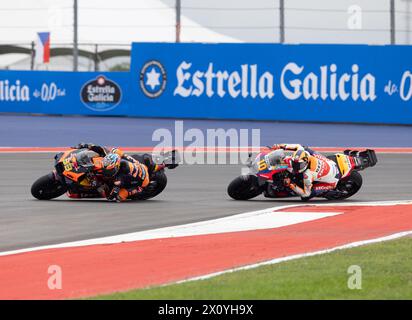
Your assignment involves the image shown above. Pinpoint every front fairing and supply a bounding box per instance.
[251,152,289,180]
[54,148,103,187]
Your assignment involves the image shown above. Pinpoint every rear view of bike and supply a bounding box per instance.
[130,149,179,201]
[324,149,378,200]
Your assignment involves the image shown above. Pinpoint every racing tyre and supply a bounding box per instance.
[227,175,262,200]
[325,171,363,200]
[132,171,167,200]
[31,173,67,200]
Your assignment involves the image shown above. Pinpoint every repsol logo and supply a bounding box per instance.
[0,80,30,102]
[173,61,377,102]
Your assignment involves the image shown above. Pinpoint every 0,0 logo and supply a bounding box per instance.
[139,60,167,98]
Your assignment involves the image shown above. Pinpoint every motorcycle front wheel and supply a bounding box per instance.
[227,175,263,200]
[31,173,67,200]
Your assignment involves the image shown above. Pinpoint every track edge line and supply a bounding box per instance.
[172,230,412,286]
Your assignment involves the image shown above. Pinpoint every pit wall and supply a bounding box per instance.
[1,43,412,124]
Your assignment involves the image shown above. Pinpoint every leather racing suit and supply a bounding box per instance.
[71,143,160,201]
[271,143,341,199]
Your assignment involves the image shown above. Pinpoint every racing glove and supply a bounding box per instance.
[107,186,121,202]
[283,177,292,187]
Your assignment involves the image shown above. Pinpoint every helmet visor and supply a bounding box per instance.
[292,160,307,173]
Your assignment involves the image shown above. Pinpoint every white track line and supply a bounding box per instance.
[174,230,412,284]
[0,204,336,257]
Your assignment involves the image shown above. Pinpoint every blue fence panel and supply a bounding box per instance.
[1,43,412,124]
[0,70,131,115]
[130,43,412,124]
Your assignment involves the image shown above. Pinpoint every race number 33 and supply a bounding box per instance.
[63,158,72,171]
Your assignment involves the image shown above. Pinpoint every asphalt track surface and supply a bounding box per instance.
[0,152,411,252]
[2,114,412,147]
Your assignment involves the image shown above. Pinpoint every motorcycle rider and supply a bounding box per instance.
[264,143,315,171]
[101,152,149,202]
[71,143,164,202]
[268,143,341,200]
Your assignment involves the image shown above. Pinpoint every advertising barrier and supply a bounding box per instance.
[0,70,130,115]
[1,43,412,124]
[131,43,412,124]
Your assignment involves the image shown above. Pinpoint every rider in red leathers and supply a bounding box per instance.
[269,144,341,200]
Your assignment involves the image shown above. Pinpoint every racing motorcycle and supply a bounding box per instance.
[31,148,179,201]
[227,148,377,201]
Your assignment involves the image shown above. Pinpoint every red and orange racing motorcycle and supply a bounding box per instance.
[31,148,178,201]
[227,148,377,201]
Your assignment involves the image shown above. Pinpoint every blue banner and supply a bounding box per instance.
[1,43,412,124]
[130,43,412,124]
[0,70,130,115]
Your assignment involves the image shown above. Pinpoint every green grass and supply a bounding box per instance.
[93,237,412,300]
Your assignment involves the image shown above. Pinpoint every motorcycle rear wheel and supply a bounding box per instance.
[31,173,67,200]
[131,171,167,200]
[324,171,363,200]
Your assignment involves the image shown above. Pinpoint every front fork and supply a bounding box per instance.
[263,182,296,198]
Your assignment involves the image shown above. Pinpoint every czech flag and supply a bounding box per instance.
[35,32,50,64]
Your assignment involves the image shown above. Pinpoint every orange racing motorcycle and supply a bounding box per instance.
[31,148,178,201]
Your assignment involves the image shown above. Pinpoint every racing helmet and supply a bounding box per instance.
[291,149,310,173]
[102,153,121,177]
[265,149,286,167]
